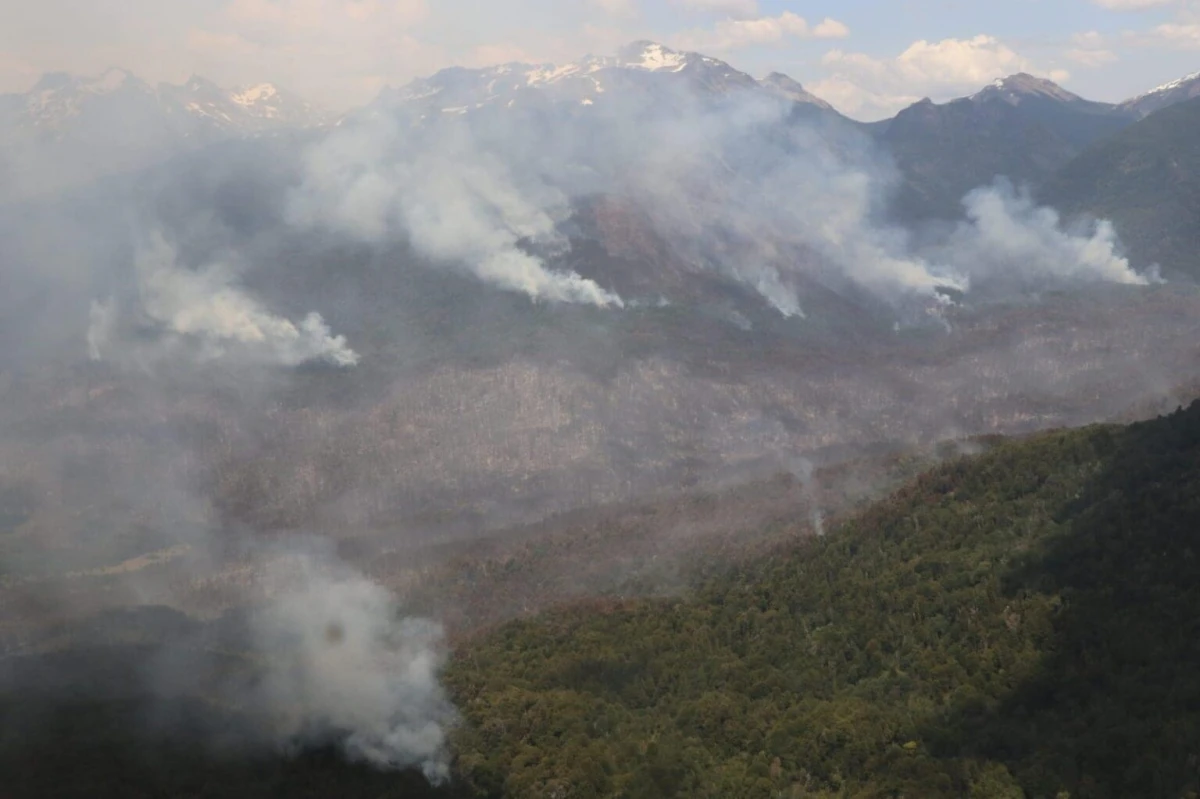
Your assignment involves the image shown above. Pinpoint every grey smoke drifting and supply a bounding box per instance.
[247,550,453,780]
[288,118,623,307]
[616,91,965,312]
[291,80,1153,321]
[88,233,359,368]
[608,92,1157,312]
[947,180,1157,289]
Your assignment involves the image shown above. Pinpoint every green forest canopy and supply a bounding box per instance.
[5,401,1200,798]
[448,401,1200,798]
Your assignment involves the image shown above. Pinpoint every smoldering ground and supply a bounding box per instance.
[0,43,1196,791]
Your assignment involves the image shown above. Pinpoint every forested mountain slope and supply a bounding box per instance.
[878,76,1134,221]
[5,399,1200,798]
[1044,96,1200,280]
[447,400,1200,798]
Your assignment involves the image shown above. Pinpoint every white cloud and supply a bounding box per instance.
[671,0,759,18]
[805,76,921,120]
[814,35,1064,121]
[1066,47,1119,65]
[1104,0,1200,53]
[1147,21,1200,47]
[1065,30,1119,66]
[1092,0,1177,9]
[220,0,429,29]
[674,11,848,52]
[590,0,639,17]
[0,0,642,109]
[813,18,850,38]
[184,0,440,107]
[7,0,1182,116]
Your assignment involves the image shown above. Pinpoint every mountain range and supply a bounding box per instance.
[4,42,1199,273]
[1,39,1196,571]
[1,68,325,140]
[7,42,1195,140]
[0,68,326,196]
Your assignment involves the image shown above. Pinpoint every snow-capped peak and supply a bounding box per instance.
[618,41,689,73]
[972,73,1082,105]
[524,63,589,87]
[231,83,279,107]
[369,40,765,121]
[520,42,698,87]
[5,68,327,139]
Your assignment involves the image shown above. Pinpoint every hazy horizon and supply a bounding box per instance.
[2,0,1198,120]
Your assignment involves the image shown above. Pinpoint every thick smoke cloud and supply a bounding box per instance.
[288,80,1153,321]
[618,91,965,313]
[949,181,1157,288]
[287,118,623,307]
[246,550,453,780]
[88,233,359,368]
[607,91,1157,312]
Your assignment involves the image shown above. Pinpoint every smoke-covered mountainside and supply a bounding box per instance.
[447,401,1200,798]
[1,37,1200,797]
[3,70,327,137]
[4,44,1198,216]
[1043,96,1200,280]
[0,70,327,197]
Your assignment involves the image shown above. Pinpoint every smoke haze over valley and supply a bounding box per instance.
[2,9,1200,795]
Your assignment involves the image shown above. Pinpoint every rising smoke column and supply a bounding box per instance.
[615,90,1154,313]
[246,551,453,781]
[287,116,623,308]
[285,72,1155,321]
[948,180,1158,288]
[88,233,359,367]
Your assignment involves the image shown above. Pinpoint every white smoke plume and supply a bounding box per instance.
[282,72,1153,321]
[287,118,623,308]
[246,551,453,781]
[617,93,1152,313]
[947,181,1159,288]
[88,234,359,367]
[615,91,968,313]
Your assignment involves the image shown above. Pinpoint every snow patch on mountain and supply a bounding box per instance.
[971,73,1084,106]
[1138,70,1200,99]
[231,83,279,107]
[367,41,836,122]
[2,70,327,139]
[1122,69,1200,118]
[624,42,688,72]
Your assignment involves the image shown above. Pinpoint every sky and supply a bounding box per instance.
[1,0,1198,120]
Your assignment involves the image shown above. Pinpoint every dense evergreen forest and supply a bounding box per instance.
[5,402,1200,797]
[447,401,1200,797]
